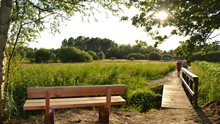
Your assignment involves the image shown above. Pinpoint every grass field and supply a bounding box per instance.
[6,60,175,117]
[191,61,220,106]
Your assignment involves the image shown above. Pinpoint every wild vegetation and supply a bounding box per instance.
[190,50,220,62]
[191,61,220,106]
[6,61,175,117]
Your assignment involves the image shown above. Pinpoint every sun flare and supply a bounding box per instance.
[155,11,168,21]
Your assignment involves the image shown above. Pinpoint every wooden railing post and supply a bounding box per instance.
[189,79,193,103]
[193,77,198,108]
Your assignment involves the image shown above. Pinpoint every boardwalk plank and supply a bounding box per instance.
[161,84,192,109]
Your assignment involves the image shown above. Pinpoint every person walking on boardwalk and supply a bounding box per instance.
[176,59,182,77]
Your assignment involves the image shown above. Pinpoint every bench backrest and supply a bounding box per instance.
[27,84,125,98]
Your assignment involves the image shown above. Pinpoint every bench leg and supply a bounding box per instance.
[99,106,110,124]
[44,109,55,124]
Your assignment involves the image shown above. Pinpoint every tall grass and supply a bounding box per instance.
[191,61,220,106]
[8,61,175,116]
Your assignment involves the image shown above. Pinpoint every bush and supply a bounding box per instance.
[97,51,105,60]
[110,57,116,60]
[58,47,92,62]
[26,50,34,62]
[128,89,161,112]
[162,54,173,61]
[144,54,149,60]
[148,52,161,60]
[127,53,145,60]
[34,49,51,63]
[191,51,220,62]
[88,51,96,60]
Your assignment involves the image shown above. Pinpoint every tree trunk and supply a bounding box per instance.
[0,0,13,122]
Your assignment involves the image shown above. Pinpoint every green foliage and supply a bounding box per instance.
[34,49,51,63]
[144,54,149,60]
[174,40,197,60]
[127,53,145,60]
[25,49,34,62]
[191,61,220,106]
[162,54,173,61]
[130,0,220,50]
[61,36,162,59]
[58,47,92,62]
[87,51,97,60]
[128,89,161,112]
[190,51,220,62]
[61,36,118,55]
[8,61,175,116]
[148,52,161,60]
[97,51,105,60]
[110,57,116,60]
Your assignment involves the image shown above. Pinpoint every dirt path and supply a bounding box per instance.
[8,71,208,124]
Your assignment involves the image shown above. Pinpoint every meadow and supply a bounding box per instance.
[6,60,175,117]
[191,61,220,106]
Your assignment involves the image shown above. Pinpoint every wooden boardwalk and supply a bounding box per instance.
[161,77,192,109]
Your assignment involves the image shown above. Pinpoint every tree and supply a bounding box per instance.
[127,53,145,60]
[34,49,51,63]
[97,51,105,60]
[0,0,13,122]
[149,52,161,60]
[61,36,118,55]
[129,0,220,54]
[0,0,128,121]
[26,48,35,62]
[162,54,173,61]
[58,47,92,62]
[134,40,148,49]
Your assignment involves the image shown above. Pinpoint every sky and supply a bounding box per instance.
[29,9,183,51]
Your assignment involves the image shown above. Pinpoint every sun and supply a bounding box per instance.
[155,11,168,21]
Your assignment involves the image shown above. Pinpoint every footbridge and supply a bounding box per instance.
[161,68,198,109]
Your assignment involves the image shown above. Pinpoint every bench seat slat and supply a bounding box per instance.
[24,96,125,110]
[27,85,125,98]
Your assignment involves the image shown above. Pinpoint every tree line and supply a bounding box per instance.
[15,36,174,63]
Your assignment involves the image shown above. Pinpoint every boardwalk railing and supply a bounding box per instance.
[180,68,198,108]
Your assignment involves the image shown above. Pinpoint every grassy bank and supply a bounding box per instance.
[191,61,220,106]
[7,60,175,117]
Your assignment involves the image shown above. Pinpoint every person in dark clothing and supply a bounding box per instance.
[176,59,182,77]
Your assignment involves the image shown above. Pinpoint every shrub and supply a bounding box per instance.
[128,89,161,112]
[127,53,145,60]
[144,54,149,60]
[162,54,173,61]
[87,51,96,60]
[26,50,34,62]
[148,52,161,60]
[34,49,51,63]
[97,51,105,60]
[58,47,92,62]
[110,57,116,60]
[190,51,220,62]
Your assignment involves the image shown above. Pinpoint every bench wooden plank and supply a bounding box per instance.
[24,96,125,110]
[27,84,125,98]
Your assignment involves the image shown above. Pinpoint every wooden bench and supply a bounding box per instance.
[23,84,126,124]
